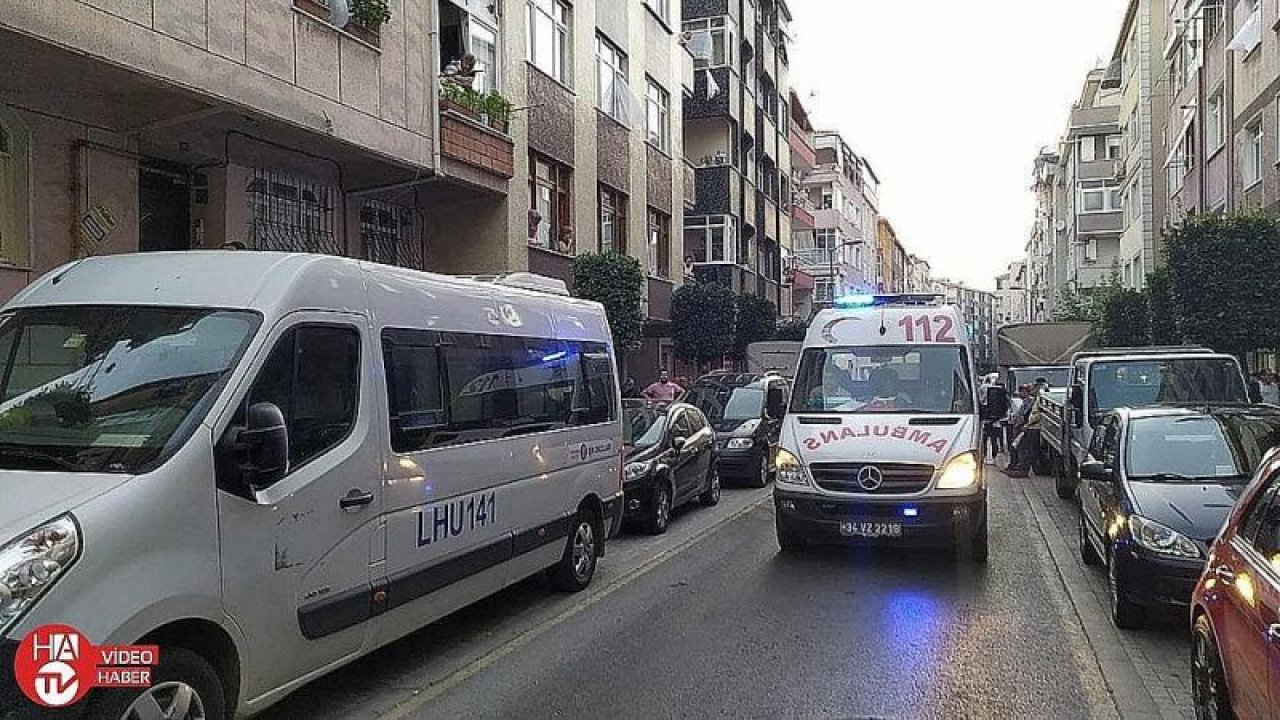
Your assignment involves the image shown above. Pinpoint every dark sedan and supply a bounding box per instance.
[683,372,788,487]
[1077,404,1280,628]
[621,400,719,534]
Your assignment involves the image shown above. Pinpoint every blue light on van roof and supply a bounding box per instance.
[834,294,877,308]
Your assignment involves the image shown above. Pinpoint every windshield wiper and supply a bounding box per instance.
[0,445,80,471]
[1131,472,1203,483]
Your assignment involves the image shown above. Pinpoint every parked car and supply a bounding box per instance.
[683,372,789,487]
[621,400,719,534]
[1077,405,1280,629]
[1190,444,1280,720]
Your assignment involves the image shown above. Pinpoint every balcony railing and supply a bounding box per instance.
[684,160,697,210]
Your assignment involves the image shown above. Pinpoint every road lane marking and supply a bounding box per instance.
[379,491,773,719]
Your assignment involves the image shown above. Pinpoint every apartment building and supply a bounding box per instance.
[1026,148,1066,321]
[906,254,933,294]
[937,279,997,370]
[875,217,907,293]
[1226,0,1280,211]
[790,130,879,306]
[1105,0,1168,289]
[683,0,794,312]
[994,261,1029,326]
[786,89,818,320]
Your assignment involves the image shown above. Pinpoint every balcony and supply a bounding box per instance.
[1069,105,1119,132]
[527,245,575,287]
[692,263,752,293]
[648,278,674,321]
[681,47,695,97]
[691,164,736,215]
[439,91,514,192]
[684,161,697,211]
[791,200,815,230]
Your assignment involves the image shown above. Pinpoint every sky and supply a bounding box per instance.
[788,0,1127,290]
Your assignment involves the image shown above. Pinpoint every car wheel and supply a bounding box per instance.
[751,456,770,488]
[775,514,807,554]
[1192,613,1233,720]
[87,647,225,720]
[1107,544,1146,629]
[1079,508,1102,566]
[549,509,598,592]
[700,463,721,506]
[646,483,672,535]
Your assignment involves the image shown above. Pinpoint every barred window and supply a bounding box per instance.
[245,169,341,256]
[360,199,423,269]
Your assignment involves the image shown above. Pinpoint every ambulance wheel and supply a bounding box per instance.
[88,646,225,720]
[775,516,807,554]
[969,514,989,563]
[549,509,598,592]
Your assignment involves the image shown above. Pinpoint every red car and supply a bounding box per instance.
[1190,446,1280,719]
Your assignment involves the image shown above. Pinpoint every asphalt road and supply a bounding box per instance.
[260,472,1120,720]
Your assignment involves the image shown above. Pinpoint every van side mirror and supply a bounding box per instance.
[222,402,289,492]
[1080,459,1113,482]
[1070,385,1085,429]
[766,387,787,419]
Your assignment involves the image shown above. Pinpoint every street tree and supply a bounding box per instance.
[1146,268,1179,345]
[672,281,736,369]
[734,293,778,360]
[1099,289,1150,347]
[774,317,809,342]
[1164,212,1280,358]
[573,252,645,352]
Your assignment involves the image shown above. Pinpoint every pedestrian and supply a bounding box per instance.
[220,240,246,250]
[1249,372,1265,403]
[621,377,640,398]
[642,370,684,402]
[1261,371,1280,405]
[1005,384,1045,478]
[980,382,1009,464]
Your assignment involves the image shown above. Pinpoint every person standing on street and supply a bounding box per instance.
[1261,371,1280,405]
[1005,384,1044,478]
[980,382,1010,464]
[642,370,684,402]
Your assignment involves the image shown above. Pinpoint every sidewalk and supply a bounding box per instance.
[1013,470,1194,720]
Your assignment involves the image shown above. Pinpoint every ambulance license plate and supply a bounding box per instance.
[839,521,903,538]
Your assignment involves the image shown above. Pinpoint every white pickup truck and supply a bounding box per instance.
[1040,347,1251,498]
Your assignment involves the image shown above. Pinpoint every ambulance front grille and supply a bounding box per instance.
[810,462,935,494]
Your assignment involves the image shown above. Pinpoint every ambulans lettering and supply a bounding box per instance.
[416,491,498,546]
[803,425,951,454]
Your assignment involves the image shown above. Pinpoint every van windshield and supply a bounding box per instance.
[790,345,974,414]
[0,306,259,474]
[1089,358,1248,414]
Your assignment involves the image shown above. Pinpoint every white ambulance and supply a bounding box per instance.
[770,294,987,560]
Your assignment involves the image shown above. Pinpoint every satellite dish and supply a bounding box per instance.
[329,0,350,27]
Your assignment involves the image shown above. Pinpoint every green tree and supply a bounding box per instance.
[672,281,736,368]
[1099,289,1151,347]
[774,317,809,342]
[572,252,645,352]
[1146,268,1179,345]
[1053,288,1103,325]
[734,293,778,360]
[1164,212,1280,358]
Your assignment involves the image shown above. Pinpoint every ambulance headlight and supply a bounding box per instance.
[0,515,79,634]
[936,452,980,489]
[775,448,810,487]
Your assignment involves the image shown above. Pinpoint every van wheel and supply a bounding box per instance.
[969,514,989,563]
[700,464,721,506]
[1055,456,1077,500]
[646,484,672,535]
[88,647,225,720]
[775,515,807,554]
[549,510,597,592]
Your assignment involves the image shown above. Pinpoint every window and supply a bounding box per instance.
[598,184,627,253]
[596,35,629,123]
[813,279,835,304]
[382,330,617,453]
[684,215,737,263]
[1229,0,1262,56]
[683,16,734,69]
[1106,135,1123,160]
[820,187,833,209]
[1207,90,1225,152]
[815,228,839,251]
[0,110,30,266]
[1079,136,1097,162]
[245,169,341,255]
[644,0,670,23]
[469,22,500,94]
[1078,180,1123,213]
[529,153,573,252]
[647,208,670,278]
[1243,120,1263,187]
[1084,237,1099,262]
[1127,107,1141,149]
[1204,1,1224,43]
[527,0,570,84]
[645,79,670,152]
[1252,488,1280,567]
[246,325,361,472]
[360,200,422,270]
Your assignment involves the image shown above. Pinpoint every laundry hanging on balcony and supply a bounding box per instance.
[705,70,720,100]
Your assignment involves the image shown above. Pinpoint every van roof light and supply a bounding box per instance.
[833,293,944,308]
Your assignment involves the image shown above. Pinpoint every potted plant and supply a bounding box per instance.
[481,91,514,134]
[347,0,391,44]
[440,82,482,120]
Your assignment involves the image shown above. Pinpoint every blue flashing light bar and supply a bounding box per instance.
[833,293,944,309]
[833,294,877,308]
[902,507,919,518]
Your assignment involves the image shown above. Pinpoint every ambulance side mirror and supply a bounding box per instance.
[766,387,787,419]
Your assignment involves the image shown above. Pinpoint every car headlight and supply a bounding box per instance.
[727,438,754,450]
[624,461,653,483]
[936,452,980,489]
[0,515,79,634]
[1128,515,1202,559]
[775,448,810,487]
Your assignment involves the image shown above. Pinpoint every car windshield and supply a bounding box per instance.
[685,382,765,423]
[1089,359,1248,414]
[0,306,259,474]
[790,345,974,414]
[1011,368,1070,389]
[631,414,668,448]
[1128,412,1280,481]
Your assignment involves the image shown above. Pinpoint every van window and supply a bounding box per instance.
[0,306,259,474]
[791,345,974,414]
[1088,358,1247,414]
[382,329,617,452]
[247,325,360,473]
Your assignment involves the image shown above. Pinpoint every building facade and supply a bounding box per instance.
[1026,148,1063,321]
[786,89,817,320]
[994,261,1029,327]
[937,279,997,370]
[683,0,793,313]
[906,254,933,294]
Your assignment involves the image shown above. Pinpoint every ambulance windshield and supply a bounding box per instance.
[790,345,975,414]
